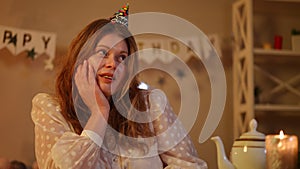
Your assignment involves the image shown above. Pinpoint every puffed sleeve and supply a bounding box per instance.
[148,90,208,169]
[31,93,110,169]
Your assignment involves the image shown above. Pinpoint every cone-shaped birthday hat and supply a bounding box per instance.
[110,3,129,27]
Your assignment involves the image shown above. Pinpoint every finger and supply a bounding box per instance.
[74,64,83,84]
[82,60,90,82]
[88,53,103,72]
[75,60,88,86]
[87,61,96,85]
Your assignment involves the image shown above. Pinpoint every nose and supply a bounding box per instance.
[105,53,117,68]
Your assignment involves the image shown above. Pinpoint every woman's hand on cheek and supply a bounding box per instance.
[87,53,103,72]
[75,60,110,120]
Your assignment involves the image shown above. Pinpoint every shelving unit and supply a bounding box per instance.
[232,0,300,138]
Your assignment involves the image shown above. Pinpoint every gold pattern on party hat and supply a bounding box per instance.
[110,3,129,27]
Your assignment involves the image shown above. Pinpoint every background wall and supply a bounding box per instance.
[0,0,234,168]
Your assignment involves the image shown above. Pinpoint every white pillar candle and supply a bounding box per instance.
[266,130,298,169]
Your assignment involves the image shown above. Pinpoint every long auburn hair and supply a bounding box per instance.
[55,19,154,139]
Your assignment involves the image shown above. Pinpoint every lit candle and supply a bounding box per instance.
[266,130,298,169]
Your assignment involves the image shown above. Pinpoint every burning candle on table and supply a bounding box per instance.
[266,130,298,169]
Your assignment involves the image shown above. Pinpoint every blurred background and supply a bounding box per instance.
[0,0,235,168]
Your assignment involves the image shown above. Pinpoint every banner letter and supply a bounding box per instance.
[42,36,51,49]
[137,42,144,50]
[23,33,32,46]
[170,41,179,54]
[152,43,161,54]
[3,30,12,43]
[152,43,161,49]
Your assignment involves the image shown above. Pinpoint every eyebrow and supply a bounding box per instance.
[96,44,128,54]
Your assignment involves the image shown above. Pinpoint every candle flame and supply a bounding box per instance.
[279,130,284,139]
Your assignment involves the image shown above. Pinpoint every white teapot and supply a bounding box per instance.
[211,119,266,169]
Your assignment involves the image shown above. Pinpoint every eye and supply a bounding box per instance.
[116,55,127,62]
[96,49,107,57]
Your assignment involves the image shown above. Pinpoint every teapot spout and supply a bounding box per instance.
[211,136,235,169]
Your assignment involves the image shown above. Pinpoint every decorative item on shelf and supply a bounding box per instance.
[291,29,300,52]
[211,119,266,169]
[263,42,272,50]
[266,130,298,169]
[254,86,262,104]
[274,35,283,50]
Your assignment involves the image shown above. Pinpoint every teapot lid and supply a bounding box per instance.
[239,119,265,139]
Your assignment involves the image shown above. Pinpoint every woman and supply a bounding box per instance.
[31,5,207,169]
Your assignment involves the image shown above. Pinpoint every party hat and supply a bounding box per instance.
[110,3,129,27]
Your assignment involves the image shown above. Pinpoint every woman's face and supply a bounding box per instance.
[89,33,129,98]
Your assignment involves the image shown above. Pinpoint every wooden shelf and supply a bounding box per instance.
[255,104,300,111]
[254,48,300,56]
[265,0,300,3]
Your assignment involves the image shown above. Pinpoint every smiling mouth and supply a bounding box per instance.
[99,74,116,81]
[102,75,113,80]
